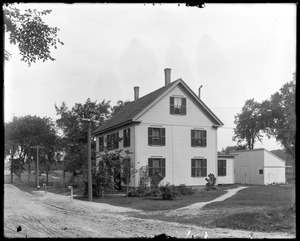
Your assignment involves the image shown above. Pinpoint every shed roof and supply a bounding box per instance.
[93,78,223,135]
[230,148,286,163]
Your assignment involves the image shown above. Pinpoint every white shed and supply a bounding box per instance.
[231,148,286,185]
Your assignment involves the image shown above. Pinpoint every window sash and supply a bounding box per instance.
[107,132,119,150]
[191,130,207,147]
[148,127,165,146]
[191,159,207,177]
[148,158,166,177]
[170,97,186,115]
[218,159,226,176]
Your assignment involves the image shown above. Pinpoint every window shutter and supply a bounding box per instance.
[148,158,153,176]
[116,132,119,149]
[182,98,186,115]
[203,159,207,176]
[99,137,104,151]
[148,128,152,146]
[128,128,130,147]
[170,97,174,114]
[191,130,196,147]
[161,158,166,177]
[123,129,126,147]
[191,159,195,177]
[161,128,166,146]
[203,130,207,147]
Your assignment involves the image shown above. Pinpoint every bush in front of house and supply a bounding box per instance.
[205,173,218,191]
[159,183,179,200]
[175,184,196,195]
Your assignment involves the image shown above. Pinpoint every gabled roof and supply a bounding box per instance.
[93,78,223,136]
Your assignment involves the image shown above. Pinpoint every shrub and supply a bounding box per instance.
[175,184,196,195]
[150,171,164,188]
[159,183,179,200]
[144,188,161,198]
[205,173,218,191]
[127,186,150,197]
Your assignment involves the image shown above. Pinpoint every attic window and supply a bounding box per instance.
[170,97,186,115]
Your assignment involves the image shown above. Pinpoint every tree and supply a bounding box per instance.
[220,145,247,154]
[55,98,111,178]
[121,150,137,196]
[260,77,296,160]
[4,115,60,184]
[111,100,131,117]
[3,3,64,66]
[91,149,123,198]
[233,99,264,149]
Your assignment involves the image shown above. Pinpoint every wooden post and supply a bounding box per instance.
[87,121,92,201]
[36,146,39,189]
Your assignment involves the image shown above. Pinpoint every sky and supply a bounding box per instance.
[4,3,296,152]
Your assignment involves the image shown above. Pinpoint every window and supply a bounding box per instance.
[99,136,104,151]
[170,96,186,115]
[191,129,207,147]
[148,158,166,177]
[191,159,207,177]
[218,160,226,176]
[259,169,263,174]
[106,132,119,150]
[123,128,130,147]
[148,127,165,146]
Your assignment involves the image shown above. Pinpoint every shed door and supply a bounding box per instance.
[240,167,250,184]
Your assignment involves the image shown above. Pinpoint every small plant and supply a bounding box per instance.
[205,173,218,191]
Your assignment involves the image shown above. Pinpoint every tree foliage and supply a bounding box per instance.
[220,145,247,154]
[233,99,263,149]
[4,115,60,183]
[233,75,295,159]
[3,3,64,66]
[261,78,296,159]
[110,100,131,117]
[55,98,111,174]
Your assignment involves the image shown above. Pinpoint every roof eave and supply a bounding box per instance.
[92,120,141,136]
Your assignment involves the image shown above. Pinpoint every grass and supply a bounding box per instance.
[126,185,295,234]
[203,185,295,209]
[75,187,229,211]
[210,205,296,233]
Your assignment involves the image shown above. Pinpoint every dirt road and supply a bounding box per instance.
[4,184,295,238]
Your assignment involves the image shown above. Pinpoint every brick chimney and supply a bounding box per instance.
[164,68,171,86]
[134,86,139,101]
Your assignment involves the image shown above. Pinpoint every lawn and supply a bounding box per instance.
[75,187,230,211]
[126,185,296,234]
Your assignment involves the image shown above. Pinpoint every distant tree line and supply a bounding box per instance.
[4,98,130,186]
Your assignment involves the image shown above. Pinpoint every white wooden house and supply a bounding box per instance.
[93,68,224,188]
[231,148,286,185]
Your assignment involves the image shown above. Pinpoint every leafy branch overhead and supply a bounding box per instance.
[3,4,64,66]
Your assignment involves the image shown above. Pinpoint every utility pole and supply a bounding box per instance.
[34,146,41,189]
[82,117,100,201]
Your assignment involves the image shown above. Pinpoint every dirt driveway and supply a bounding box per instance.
[4,184,295,238]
